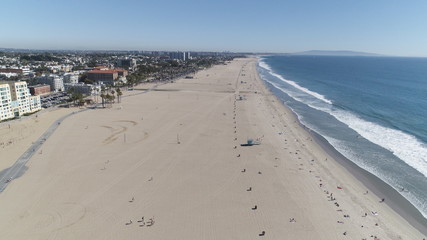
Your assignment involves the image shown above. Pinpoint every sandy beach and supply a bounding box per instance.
[0,107,75,171]
[0,58,425,239]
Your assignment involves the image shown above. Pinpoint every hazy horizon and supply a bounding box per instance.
[2,0,427,57]
[0,47,389,58]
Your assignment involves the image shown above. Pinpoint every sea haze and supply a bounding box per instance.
[258,55,427,219]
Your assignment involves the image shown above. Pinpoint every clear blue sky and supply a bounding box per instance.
[1,0,427,56]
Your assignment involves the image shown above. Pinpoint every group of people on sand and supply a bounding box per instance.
[322,183,387,238]
[125,196,155,227]
[233,96,268,237]
[126,216,155,227]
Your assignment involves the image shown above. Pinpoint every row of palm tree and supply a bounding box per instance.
[99,86,123,108]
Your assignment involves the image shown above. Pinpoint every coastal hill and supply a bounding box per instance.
[289,50,383,56]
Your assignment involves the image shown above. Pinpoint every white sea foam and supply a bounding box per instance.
[262,69,427,217]
[260,57,427,218]
[266,77,427,218]
[258,60,273,71]
[259,60,427,179]
[331,109,427,178]
[259,60,333,105]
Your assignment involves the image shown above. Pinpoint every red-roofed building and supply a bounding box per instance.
[115,68,128,77]
[0,69,23,74]
[87,67,128,85]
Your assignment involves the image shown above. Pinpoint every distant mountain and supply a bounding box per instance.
[290,50,383,57]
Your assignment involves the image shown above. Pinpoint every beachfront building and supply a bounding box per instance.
[0,81,41,121]
[87,67,128,85]
[64,82,100,96]
[0,83,13,121]
[9,81,31,115]
[87,68,117,85]
[28,95,42,113]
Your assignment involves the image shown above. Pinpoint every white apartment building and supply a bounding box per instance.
[63,73,79,84]
[10,81,31,116]
[0,81,41,121]
[0,83,14,121]
[29,95,41,113]
[64,82,99,95]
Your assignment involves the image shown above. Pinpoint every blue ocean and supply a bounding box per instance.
[258,55,427,219]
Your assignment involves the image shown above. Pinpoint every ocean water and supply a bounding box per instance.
[258,55,427,219]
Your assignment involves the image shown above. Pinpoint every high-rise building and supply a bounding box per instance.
[168,52,191,61]
[169,52,185,60]
[117,58,137,70]
[184,52,191,61]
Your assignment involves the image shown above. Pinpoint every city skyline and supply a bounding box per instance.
[2,0,427,57]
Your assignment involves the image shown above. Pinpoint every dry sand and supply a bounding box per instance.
[0,107,75,171]
[0,58,425,239]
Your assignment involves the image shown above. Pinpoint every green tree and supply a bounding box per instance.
[87,60,97,67]
[74,92,84,106]
[67,87,75,102]
[126,75,135,88]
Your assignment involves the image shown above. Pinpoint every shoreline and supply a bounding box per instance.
[309,126,427,235]
[256,58,427,235]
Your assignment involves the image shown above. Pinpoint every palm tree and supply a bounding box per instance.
[100,86,106,108]
[110,89,115,103]
[100,93,105,108]
[105,93,111,107]
[67,87,75,102]
[116,88,122,103]
[105,93,115,107]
